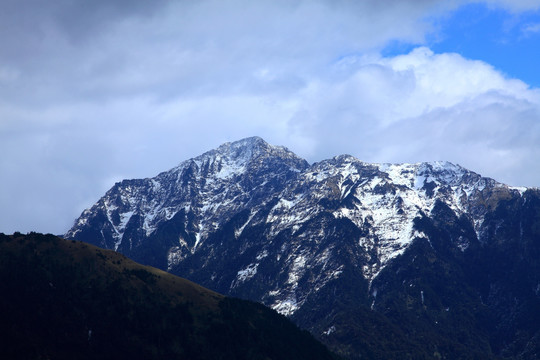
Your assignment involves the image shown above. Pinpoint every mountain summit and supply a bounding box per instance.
[66,137,540,359]
[66,137,308,263]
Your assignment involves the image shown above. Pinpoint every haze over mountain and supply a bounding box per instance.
[67,137,540,359]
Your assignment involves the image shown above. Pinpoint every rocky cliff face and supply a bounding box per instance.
[66,137,540,359]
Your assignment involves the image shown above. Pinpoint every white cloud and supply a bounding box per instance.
[1,0,540,234]
[522,22,540,36]
[285,47,540,187]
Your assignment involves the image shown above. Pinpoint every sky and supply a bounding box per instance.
[1,0,540,234]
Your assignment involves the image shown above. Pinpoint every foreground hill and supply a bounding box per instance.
[0,232,337,360]
[66,137,540,358]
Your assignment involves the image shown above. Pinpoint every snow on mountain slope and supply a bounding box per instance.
[66,137,308,260]
[66,137,526,314]
[262,155,517,282]
[65,137,540,360]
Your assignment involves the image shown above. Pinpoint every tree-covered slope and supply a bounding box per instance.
[0,232,338,360]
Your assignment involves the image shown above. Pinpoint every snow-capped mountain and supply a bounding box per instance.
[66,137,540,359]
[67,137,308,267]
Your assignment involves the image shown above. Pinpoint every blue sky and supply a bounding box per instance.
[383,2,540,87]
[1,0,540,234]
[430,3,540,87]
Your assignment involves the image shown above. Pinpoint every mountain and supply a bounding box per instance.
[66,137,309,270]
[0,232,338,360]
[66,136,540,359]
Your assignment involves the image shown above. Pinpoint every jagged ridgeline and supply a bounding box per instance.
[0,232,337,360]
[66,136,540,359]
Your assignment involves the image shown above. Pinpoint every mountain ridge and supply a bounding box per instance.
[67,136,521,271]
[66,136,540,359]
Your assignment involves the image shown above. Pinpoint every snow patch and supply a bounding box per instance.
[231,263,259,288]
[510,186,528,195]
[271,297,299,316]
[256,250,269,260]
[287,255,307,285]
[323,326,336,336]
[235,210,257,238]
[167,246,184,271]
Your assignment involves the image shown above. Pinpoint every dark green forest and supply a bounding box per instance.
[0,232,337,360]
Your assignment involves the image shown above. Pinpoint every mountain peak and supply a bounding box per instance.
[418,161,465,175]
[183,136,308,178]
[416,160,483,187]
[217,136,268,152]
[192,136,298,162]
[213,136,272,161]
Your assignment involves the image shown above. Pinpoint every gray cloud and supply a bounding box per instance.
[0,0,441,102]
[1,0,539,234]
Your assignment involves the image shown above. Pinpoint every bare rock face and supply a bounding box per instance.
[66,137,540,359]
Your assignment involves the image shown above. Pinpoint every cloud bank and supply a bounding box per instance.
[1,0,539,233]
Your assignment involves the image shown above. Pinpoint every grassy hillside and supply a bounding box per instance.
[0,232,338,360]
